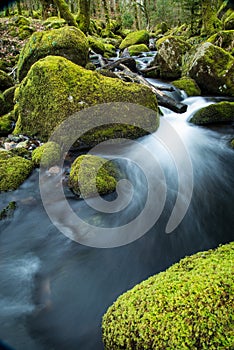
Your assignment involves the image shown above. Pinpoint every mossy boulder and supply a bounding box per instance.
[43,16,66,29]
[102,242,234,350]
[68,154,118,198]
[14,56,158,143]
[14,15,30,27]
[190,101,234,125]
[207,30,234,54]
[172,77,201,96]
[18,25,35,40]
[32,141,61,168]
[103,43,116,58]
[0,111,15,136]
[183,42,234,96]
[0,70,14,92]
[88,36,105,55]
[0,150,33,191]
[154,36,191,79]
[119,30,149,50]
[17,26,89,81]
[128,44,149,56]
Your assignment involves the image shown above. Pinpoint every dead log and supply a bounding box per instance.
[97,57,138,73]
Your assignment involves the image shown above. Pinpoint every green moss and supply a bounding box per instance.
[128,44,149,56]
[68,154,118,198]
[0,151,33,191]
[14,15,30,27]
[103,43,116,58]
[224,10,234,30]
[102,242,234,350]
[43,16,66,29]
[14,55,158,143]
[172,77,201,96]
[0,111,15,136]
[231,139,234,148]
[183,42,234,96]
[17,26,89,81]
[190,101,234,124]
[119,30,149,50]
[88,36,105,55]
[18,25,35,40]
[207,30,234,53]
[32,141,61,168]
[0,70,14,92]
[0,201,16,220]
[3,86,16,113]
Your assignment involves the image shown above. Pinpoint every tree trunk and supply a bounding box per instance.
[133,0,140,30]
[201,0,221,36]
[16,0,22,15]
[102,0,111,32]
[78,0,90,33]
[53,0,78,26]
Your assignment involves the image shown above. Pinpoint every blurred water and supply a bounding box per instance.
[0,96,233,350]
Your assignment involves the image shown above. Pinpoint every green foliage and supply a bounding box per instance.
[122,12,134,29]
[14,55,158,142]
[0,151,33,191]
[119,30,149,50]
[68,154,118,198]
[17,26,89,81]
[190,101,234,124]
[224,10,234,30]
[102,241,234,350]
[32,141,61,168]
[172,77,201,96]
[207,30,234,53]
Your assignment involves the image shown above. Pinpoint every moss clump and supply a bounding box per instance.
[68,155,118,198]
[3,86,16,114]
[231,139,234,148]
[0,111,15,136]
[103,43,116,58]
[190,101,234,125]
[14,55,158,143]
[172,77,201,96]
[128,44,149,56]
[18,25,35,40]
[102,242,234,350]
[17,26,89,81]
[88,36,105,55]
[154,36,191,79]
[183,42,234,96]
[224,10,234,30]
[0,201,16,220]
[43,16,66,29]
[0,70,14,92]
[119,30,149,50]
[207,30,234,53]
[0,151,33,191]
[32,141,61,168]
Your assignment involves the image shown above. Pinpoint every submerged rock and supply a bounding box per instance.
[102,242,234,350]
[17,26,89,81]
[190,101,234,124]
[68,154,118,198]
[14,55,158,144]
[0,150,33,191]
[172,77,201,96]
[154,36,191,79]
[119,30,149,50]
[183,42,234,96]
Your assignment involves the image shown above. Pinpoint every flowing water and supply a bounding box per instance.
[0,94,233,350]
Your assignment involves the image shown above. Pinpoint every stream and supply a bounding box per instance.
[0,90,234,349]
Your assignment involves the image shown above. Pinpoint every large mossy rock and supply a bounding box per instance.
[68,155,118,198]
[154,36,191,79]
[102,242,234,350]
[0,70,14,92]
[14,55,158,143]
[190,101,234,124]
[172,77,201,96]
[119,30,149,50]
[183,42,234,96]
[17,26,89,81]
[207,30,234,54]
[0,150,33,191]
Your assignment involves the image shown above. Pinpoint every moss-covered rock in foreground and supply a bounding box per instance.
[68,155,118,198]
[0,151,33,191]
[17,26,89,81]
[119,30,149,50]
[14,56,158,143]
[172,77,201,96]
[190,101,234,125]
[32,141,61,168]
[102,242,234,350]
[128,44,149,56]
[183,42,234,96]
